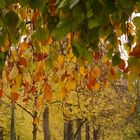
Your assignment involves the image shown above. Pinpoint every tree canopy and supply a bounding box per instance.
[1,0,140,140]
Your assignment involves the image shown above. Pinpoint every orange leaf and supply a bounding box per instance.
[19,57,28,67]
[20,9,27,19]
[93,82,100,91]
[19,41,29,55]
[43,82,52,102]
[49,0,57,16]
[29,86,36,94]
[11,92,19,102]
[32,10,40,30]
[129,45,140,58]
[118,59,126,70]
[87,78,96,90]
[0,90,3,97]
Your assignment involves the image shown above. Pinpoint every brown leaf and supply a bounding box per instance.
[129,45,140,58]
[18,57,28,67]
[32,10,40,30]
[118,59,126,70]
[11,92,19,102]
[48,0,57,16]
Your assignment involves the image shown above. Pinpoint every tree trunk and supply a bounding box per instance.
[32,112,38,140]
[75,118,82,140]
[43,105,50,140]
[93,128,99,140]
[85,123,90,140]
[0,127,3,140]
[64,120,74,140]
[11,102,15,140]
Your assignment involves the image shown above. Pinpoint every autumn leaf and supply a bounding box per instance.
[20,9,27,19]
[9,65,19,80]
[28,86,36,94]
[87,77,96,90]
[129,44,140,58]
[18,57,28,67]
[66,78,77,91]
[32,10,40,30]
[19,41,29,55]
[118,59,126,70]
[0,90,3,97]
[43,82,52,102]
[90,65,101,78]
[93,82,100,91]
[11,92,19,102]
[48,0,57,16]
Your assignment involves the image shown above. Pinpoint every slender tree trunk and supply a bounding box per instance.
[75,118,82,140]
[93,127,99,140]
[43,105,50,140]
[11,101,15,140]
[85,123,90,140]
[64,120,74,140]
[32,112,38,140]
[0,127,3,140]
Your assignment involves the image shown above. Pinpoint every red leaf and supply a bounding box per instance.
[11,92,19,102]
[129,45,140,58]
[32,10,40,30]
[48,0,57,16]
[94,52,100,60]
[29,86,36,94]
[0,90,3,97]
[19,57,28,67]
[87,77,96,90]
[118,59,126,70]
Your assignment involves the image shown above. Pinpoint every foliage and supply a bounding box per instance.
[0,0,140,139]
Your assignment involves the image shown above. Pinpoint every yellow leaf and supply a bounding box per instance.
[11,85,19,93]
[66,78,77,91]
[57,55,64,66]
[56,82,68,99]
[9,65,19,80]
[79,66,86,75]
[93,83,100,91]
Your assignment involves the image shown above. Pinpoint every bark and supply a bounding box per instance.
[11,102,15,140]
[93,128,99,140]
[32,112,38,140]
[64,120,74,140]
[75,118,82,140]
[85,123,90,140]
[43,105,50,140]
[0,127,3,140]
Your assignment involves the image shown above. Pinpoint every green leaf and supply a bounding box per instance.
[136,2,140,12]
[70,0,79,9]
[118,0,133,9]
[133,17,140,28]
[58,0,69,8]
[84,50,93,63]
[87,9,93,19]
[4,11,19,29]
[28,0,46,9]
[112,53,121,66]
[52,19,71,40]
[88,18,100,29]
[0,0,6,8]
[72,45,79,58]
[107,48,113,59]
